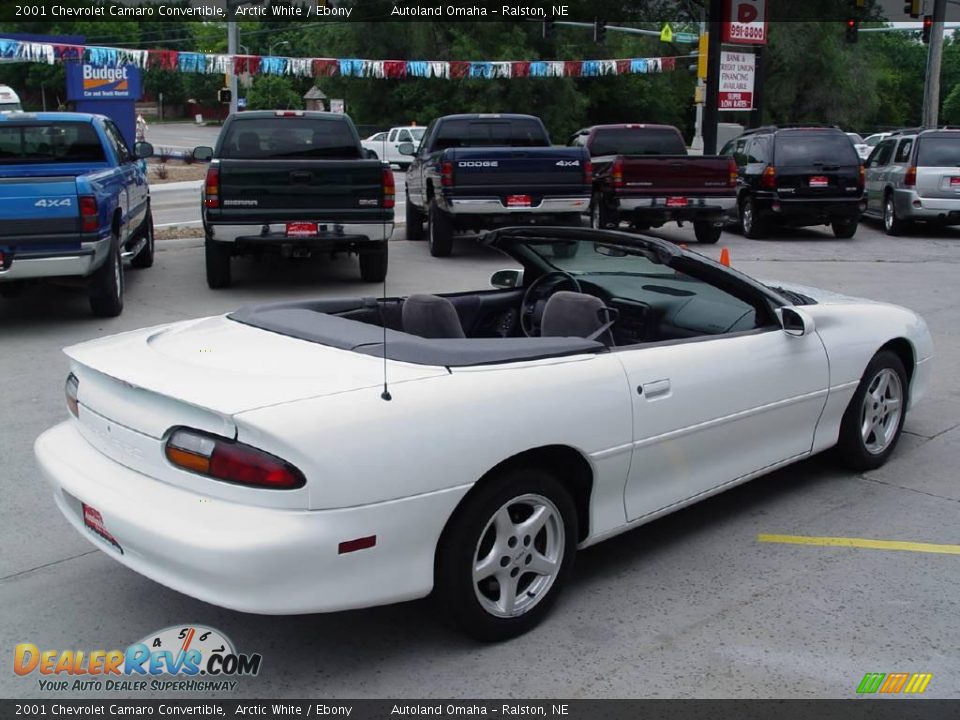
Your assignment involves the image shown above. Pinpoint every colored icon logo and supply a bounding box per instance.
[856,672,933,694]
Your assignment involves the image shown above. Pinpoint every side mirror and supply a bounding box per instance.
[193,145,213,162]
[134,141,153,159]
[490,268,524,290]
[779,306,815,337]
[397,142,416,156]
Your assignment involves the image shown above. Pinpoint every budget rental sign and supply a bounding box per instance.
[723,0,768,45]
[718,51,755,111]
[66,63,141,100]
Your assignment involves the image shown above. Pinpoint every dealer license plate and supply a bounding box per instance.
[83,503,123,553]
[285,222,318,238]
[666,197,688,207]
[809,176,829,188]
[506,195,532,207]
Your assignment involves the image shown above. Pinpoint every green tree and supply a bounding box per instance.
[247,75,303,110]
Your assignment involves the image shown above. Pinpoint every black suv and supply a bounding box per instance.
[721,126,866,239]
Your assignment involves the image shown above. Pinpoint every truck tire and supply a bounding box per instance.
[831,218,858,239]
[89,233,124,318]
[205,237,232,289]
[693,221,722,244]
[739,195,766,239]
[406,193,425,241]
[590,191,616,229]
[429,201,454,258]
[131,210,155,268]
[359,243,388,283]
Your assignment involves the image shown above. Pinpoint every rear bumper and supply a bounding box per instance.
[894,189,960,223]
[0,236,110,283]
[35,420,469,615]
[767,197,865,221]
[206,222,393,246]
[616,196,736,213]
[445,196,590,215]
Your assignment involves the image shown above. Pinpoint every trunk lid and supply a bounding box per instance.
[0,174,81,246]
[915,133,960,199]
[611,156,733,194]
[772,130,862,199]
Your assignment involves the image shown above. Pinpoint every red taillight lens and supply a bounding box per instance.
[65,373,79,419]
[858,164,865,190]
[905,166,917,187]
[382,167,395,209]
[79,196,98,232]
[165,429,306,490]
[583,159,593,185]
[728,157,739,187]
[612,158,624,188]
[204,165,220,209]
[441,161,454,187]
[761,165,776,190]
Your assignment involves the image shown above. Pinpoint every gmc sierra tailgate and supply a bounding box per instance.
[616,156,734,196]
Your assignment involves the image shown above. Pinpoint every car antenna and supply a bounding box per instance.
[379,194,392,402]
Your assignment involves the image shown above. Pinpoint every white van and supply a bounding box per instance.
[0,85,23,113]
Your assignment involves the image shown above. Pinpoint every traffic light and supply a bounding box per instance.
[542,20,554,39]
[593,19,607,44]
[922,14,933,43]
[845,18,859,44]
[217,88,232,104]
[904,0,921,18]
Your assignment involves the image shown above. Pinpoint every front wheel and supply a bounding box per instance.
[831,217,858,239]
[428,201,454,258]
[205,237,232,289]
[435,467,577,642]
[359,243,388,283]
[88,234,124,317]
[693,221,722,244]
[836,350,908,471]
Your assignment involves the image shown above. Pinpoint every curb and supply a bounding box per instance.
[150,180,203,192]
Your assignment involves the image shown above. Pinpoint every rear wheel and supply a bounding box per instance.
[88,233,124,317]
[740,195,765,239]
[428,200,454,257]
[205,237,232,289]
[359,243,388,283]
[831,217,858,239]
[131,209,155,268]
[883,194,908,236]
[693,221,722,244]
[406,193,425,240]
[590,191,616,229]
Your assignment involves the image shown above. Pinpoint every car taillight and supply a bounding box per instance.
[858,164,865,190]
[760,165,776,190]
[728,156,738,187]
[204,165,220,209]
[274,110,304,117]
[441,161,454,187]
[79,196,98,232]
[165,428,306,490]
[612,158,624,188]
[904,166,917,187]
[65,373,79,419]
[583,159,593,185]
[382,167,395,209]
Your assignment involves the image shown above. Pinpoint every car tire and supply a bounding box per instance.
[693,221,722,244]
[359,243,388,283]
[836,350,908,471]
[428,201,454,258]
[88,233,124,318]
[560,212,584,228]
[883,194,908,236]
[205,237,232,289]
[831,218,858,239]
[590,191,616,229]
[435,467,577,642]
[131,209,155,268]
[740,195,765,239]
[406,193,425,241]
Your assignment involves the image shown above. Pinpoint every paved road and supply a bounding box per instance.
[145,122,222,152]
[1,220,958,699]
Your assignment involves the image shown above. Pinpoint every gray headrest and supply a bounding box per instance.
[402,294,465,339]
[541,291,610,341]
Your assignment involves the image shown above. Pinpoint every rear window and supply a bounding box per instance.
[220,118,360,160]
[589,128,686,156]
[433,119,549,150]
[0,122,105,164]
[774,132,859,166]
[916,136,960,167]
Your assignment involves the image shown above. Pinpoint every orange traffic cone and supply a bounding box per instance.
[719,247,731,267]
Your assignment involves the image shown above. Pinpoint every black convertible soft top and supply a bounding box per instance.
[228,297,605,367]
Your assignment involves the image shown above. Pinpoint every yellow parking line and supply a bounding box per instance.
[757,534,960,556]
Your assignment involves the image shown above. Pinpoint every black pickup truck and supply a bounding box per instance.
[194,111,394,288]
[404,114,591,257]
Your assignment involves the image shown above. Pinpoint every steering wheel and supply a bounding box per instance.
[521,270,583,337]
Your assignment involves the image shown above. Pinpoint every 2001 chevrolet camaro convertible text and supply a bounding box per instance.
[36,227,932,641]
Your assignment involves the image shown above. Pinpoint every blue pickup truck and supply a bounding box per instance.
[0,112,154,317]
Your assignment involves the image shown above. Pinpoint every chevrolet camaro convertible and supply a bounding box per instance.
[36,227,932,641]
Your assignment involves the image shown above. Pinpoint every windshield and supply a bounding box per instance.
[220,118,361,159]
[524,239,675,277]
[846,133,863,144]
[411,127,425,140]
[916,136,960,166]
[0,102,22,113]
[0,122,106,164]
[774,131,860,166]
[589,128,686,156]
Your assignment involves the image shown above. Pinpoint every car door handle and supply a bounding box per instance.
[640,379,671,399]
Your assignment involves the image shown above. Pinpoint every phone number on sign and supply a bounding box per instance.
[728,25,766,41]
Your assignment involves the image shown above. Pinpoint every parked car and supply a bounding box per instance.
[361,126,424,168]
[861,132,892,156]
[36,225,931,641]
[193,110,394,288]
[0,85,23,113]
[0,112,154,316]
[846,131,870,160]
[569,123,737,244]
[721,125,866,239]
[404,113,591,256]
[862,128,960,235]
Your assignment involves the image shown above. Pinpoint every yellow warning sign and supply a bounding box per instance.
[660,23,673,42]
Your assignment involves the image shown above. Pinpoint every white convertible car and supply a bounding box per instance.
[36,227,932,641]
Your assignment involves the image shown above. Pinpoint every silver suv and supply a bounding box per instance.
[863,128,960,235]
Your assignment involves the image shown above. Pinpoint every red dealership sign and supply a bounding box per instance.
[723,0,768,45]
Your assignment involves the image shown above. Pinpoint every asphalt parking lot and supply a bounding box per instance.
[1,218,958,699]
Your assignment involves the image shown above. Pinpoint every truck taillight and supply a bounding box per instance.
[583,159,593,185]
[728,157,739,187]
[612,158,624,188]
[904,166,917,187]
[65,373,79,419]
[441,162,454,187]
[79,196,98,232]
[760,165,776,190]
[858,164,865,191]
[204,165,220,208]
[165,428,306,490]
[383,167,395,209]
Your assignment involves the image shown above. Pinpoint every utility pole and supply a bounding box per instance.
[227,5,239,116]
[750,46,764,129]
[922,0,947,128]
[703,0,724,154]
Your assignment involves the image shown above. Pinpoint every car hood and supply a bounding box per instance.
[65,315,447,417]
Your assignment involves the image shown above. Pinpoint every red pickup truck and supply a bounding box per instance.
[569,124,738,243]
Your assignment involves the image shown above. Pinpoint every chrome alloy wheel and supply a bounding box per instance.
[472,493,565,619]
[884,197,895,233]
[861,368,903,455]
[742,200,754,234]
[590,202,600,229]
